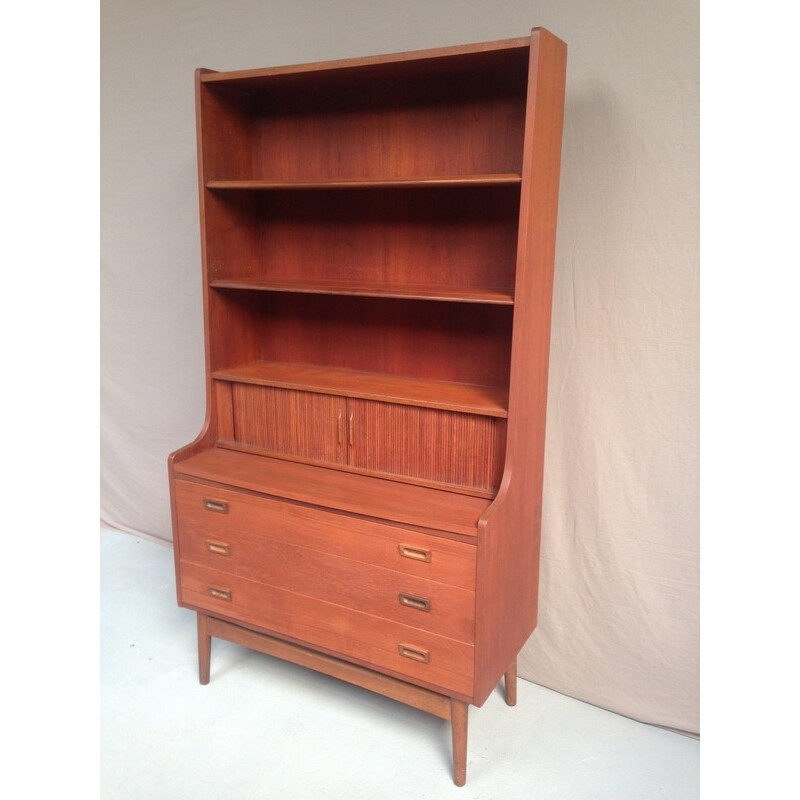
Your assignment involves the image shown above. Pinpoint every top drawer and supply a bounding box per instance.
[174,479,476,589]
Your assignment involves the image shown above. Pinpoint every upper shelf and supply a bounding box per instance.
[205,174,521,191]
[198,37,531,87]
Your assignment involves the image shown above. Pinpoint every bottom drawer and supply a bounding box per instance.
[180,561,474,698]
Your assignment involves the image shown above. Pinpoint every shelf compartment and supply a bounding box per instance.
[198,48,528,182]
[206,174,521,191]
[212,361,509,418]
[208,292,512,393]
[204,186,519,295]
[209,278,514,305]
[199,38,530,87]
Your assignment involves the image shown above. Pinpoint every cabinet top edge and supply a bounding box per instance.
[197,32,547,86]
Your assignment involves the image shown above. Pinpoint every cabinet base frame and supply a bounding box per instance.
[196,612,518,786]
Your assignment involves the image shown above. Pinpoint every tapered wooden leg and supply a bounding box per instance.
[197,612,211,685]
[504,658,517,707]
[450,699,468,787]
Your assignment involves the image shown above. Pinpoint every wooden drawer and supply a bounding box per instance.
[180,561,474,697]
[174,478,476,589]
[180,532,473,641]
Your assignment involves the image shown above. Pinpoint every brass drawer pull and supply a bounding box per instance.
[399,592,431,612]
[205,540,231,557]
[207,586,232,602]
[398,644,430,664]
[398,545,431,563]
[203,498,228,514]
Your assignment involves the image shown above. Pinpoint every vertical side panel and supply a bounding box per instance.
[473,29,567,706]
[168,68,223,597]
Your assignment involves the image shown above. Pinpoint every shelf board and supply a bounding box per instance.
[174,448,490,537]
[210,278,514,305]
[199,37,531,87]
[205,174,521,191]
[212,361,509,418]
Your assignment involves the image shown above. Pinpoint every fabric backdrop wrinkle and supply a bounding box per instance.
[101,0,699,735]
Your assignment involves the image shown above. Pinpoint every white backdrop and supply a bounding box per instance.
[101,0,699,734]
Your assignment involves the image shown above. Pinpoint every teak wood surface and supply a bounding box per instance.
[168,28,567,786]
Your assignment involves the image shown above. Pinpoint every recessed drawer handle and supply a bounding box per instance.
[203,498,228,514]
[205,540,231,557]
[399,592,431,612]
[398,545,431,563]
[207,586,232,602]
[398,644,430,664]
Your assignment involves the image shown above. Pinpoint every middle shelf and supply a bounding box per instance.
[205,174,522,191]
[211,361,509,418]
[210,277,514,305]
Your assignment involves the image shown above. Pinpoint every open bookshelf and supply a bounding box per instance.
[169,29,567,787]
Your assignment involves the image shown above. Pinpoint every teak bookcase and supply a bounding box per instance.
[169,28,566,786]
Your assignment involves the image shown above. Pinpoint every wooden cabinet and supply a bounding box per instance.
[169,28,566,786]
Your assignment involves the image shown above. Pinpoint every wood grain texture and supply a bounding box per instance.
[180,561,475,697]
[451,699,469,786]
[213,361,508,417]
[169,30,567,784]
[174,478,477,588]
[167,68,223,605]
[199,45,527,181]
[199,37,530,86]
[231,384,347,463]
[204,615,454,719]
[206,174,521,189]
[173,448,490,536]
[175,491,475,641]
[208,292,513,390]
[204,186,519,299]
[473,28,567,706]
[197,612,211,685]
[208,278,514,305]
[349,398,505,491]
[214,380,234,441]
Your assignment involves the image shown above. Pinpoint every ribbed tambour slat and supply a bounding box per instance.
[349,398,504,491]
[232,384,347,464]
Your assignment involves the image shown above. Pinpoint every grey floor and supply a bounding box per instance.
[100,528,699,799]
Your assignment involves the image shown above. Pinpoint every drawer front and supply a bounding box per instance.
[180,561,474,698]
[181,531,473,641]
[175,478,476,589]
